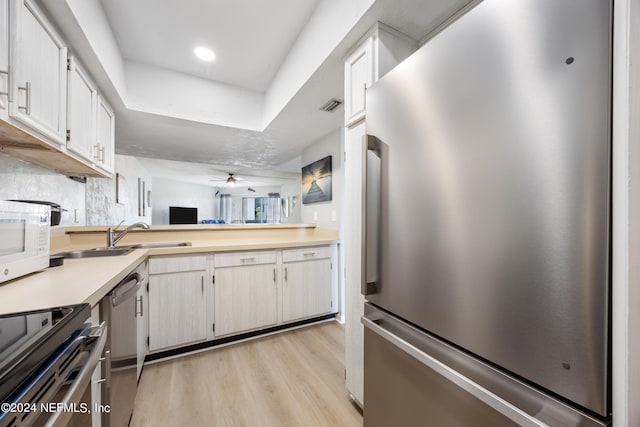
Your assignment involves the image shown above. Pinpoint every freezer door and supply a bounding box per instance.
[364,0,610,415]
[362,304,608,427]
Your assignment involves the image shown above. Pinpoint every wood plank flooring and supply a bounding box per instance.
[130,321,363,427]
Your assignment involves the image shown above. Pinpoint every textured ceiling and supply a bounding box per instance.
[99,0,320,91]
[43,0,476,185]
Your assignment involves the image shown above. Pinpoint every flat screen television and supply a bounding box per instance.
[169,206,198,224]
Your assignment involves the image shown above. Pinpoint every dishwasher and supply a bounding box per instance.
[100,260,148,427]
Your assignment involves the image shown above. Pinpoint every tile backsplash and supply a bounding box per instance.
[0,153,152,227]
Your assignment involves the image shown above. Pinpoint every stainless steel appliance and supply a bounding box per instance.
[362,0,611,425]
[0,304,107,427]
[100,261,148,427]
[0,200,50,284]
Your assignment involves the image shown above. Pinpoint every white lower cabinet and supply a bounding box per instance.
[146,246,336,353]
[214,251,278,337]
[148,255,208,352]
[282,248,332,323]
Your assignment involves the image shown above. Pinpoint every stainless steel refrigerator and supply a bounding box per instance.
[362,0,611,425]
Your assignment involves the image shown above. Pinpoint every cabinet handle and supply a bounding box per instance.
[284,267,288,281]
[273,268,276,283]
[17,81,31,115]
[241,257,256,263]
[303,252,316,258]
[99,146,105,163]
[201,276,204,293]
[135,296,143,317]
[93,145,100,160]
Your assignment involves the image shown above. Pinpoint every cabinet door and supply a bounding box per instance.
[214,264,277,337]
[66,56,97,162]
[344,121,366,405]
[148,271,207,351]
[282,258,332,323]
[96,95,114,173]
[344,37,373,127]
[135,283,148,380]
[10,0,67,145]
[0,0,9,120]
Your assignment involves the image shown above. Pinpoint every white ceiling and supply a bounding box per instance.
[41,0,475,186]
[100,0,320,91]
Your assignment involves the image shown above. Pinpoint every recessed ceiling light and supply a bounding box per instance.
[194,46,216,62]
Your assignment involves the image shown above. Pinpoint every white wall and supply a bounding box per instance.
[125,61,264,130]
[612,0,640,425]
[152,177,215,224]
[65,0,127,99]
[301,129,343,230]
[301,128,345,321]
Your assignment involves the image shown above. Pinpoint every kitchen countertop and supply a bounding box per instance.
[0,231,338,315]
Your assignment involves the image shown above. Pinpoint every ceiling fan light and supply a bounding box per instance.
[226,174,237,185]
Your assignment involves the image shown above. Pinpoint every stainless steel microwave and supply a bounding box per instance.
[0,200,50,284]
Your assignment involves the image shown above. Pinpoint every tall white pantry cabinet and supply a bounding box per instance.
[343,22,416,407]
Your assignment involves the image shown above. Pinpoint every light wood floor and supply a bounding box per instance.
[130,321,363,427]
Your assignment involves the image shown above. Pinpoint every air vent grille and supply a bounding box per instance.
[319,98,343,113]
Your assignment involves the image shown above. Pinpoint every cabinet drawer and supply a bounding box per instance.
[149,255,207,274]
[282,246,332,263]
[214,251,277,268]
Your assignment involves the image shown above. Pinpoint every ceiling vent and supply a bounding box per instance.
[319,98,343,113]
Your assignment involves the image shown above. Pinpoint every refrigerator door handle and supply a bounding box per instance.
[361,316,549,427]
[363,134,382,295]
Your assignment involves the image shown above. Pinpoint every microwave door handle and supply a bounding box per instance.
[363,134,382,296]
[43,323,108,427]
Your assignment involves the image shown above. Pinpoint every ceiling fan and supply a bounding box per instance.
[208,173,243,186]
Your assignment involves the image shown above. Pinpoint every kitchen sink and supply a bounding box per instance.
[55,242,192,259]
[56,247,136,258]
[129,242,192,249]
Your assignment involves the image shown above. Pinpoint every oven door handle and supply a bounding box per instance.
[44,322,108,427]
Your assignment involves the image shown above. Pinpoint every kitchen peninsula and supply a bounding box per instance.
[0,224,338,319]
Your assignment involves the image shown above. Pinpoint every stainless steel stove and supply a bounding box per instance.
[0,304,106,427]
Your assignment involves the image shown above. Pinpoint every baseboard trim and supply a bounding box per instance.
[145,313,337,364]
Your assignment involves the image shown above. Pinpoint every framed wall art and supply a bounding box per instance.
[302,156,332,204]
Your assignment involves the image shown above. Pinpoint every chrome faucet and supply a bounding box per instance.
[107,222,150,247]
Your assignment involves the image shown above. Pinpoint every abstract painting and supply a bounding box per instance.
[302,156,332,204]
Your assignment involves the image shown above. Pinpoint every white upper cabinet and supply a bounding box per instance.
[344,37,373,127]
[66,56,97,162]
[0,0,9,120]
[95,95,115,174]
[67,56,115,175]
[9,0,67,146]
[344,23,417,128]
